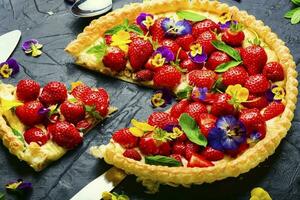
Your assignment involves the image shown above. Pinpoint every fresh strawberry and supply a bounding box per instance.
[172,141,186,157]
[170,154,183,164]
[222,30,245,47]
[198,113,217,137]
[241,45,268,75]
[48,121,83,149]
[188,69,217,89]
[222,66,249,86]
[139,134,160,155]
[262,62,284,82]
[71,84,92,102]
[153,65,182,89]
[76,119,92,132]
[192,19,219,38]
[161,39,188,60]
[180,58,202,72]
[128,38,154,71]
[195,31,217,55]
[102,47,127,72]
[239,108,264,130]
[150,18,165,42]
[147,112,178,129]
[262,102,285,121]
[176,133,187,142]
[112,128,138,148]
[15,101,45,126]
[170,99,190,119]
[187,153,214,168]
[104,35,112,45]
[226,142,249,158]
[123,149,142,161]
[175,34,194,51]
[60,101,85,124]
[242,94,268,110]
[158,142,171,156]
[206,51,231,70]
[16,79,40,102]
[24,127,49,146]
[200,146,224,161]
[184,102,208,121]
[185,141,200,160]
[244,74,270,94]
[83,88,109,117]
[211,94,235,116]
[39,81,68,106]
[248,122,266,140]
[135,69,153,81]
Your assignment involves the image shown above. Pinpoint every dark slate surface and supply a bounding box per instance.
[0,0,299,199]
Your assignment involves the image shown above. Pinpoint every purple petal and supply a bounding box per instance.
[163,124,179,132]
[221,137,239,150]
[154,47,175,62]
[38,107,50,115]
[18,181,32,191]
[22,39,39,51]
[136,13,153,29]
[208,127,225,151]
[175,20,192,36]
[6,58,20,75]
[189,53,207,64]
[199,87,208,101]
[161,18,175,32]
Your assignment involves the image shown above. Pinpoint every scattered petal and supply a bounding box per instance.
[22,39,43,57]
[0,58,20,78]
[151,89,172,108]
[250,187,272,200]
[6,179,32,193]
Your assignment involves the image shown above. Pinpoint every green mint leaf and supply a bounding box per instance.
[176,10,206,22]
[0,192,5,200]
[291,9,300,24]
[123,19,129,28]
[211,40,242,61]
[291,0,300,6]
[145,155,182,167]
[175,85,193,100]
[179,113,207,147]
[128,24,144,35]
[87,42,107,60]
[284,7,300,18]
[11,128,25,144]
[104,24,124,35]
[215,61,242,73]
[84,105,93,112]
[68,98,78,103]
[211,77,225,93]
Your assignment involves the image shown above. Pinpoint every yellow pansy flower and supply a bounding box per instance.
[0,98,23,112]
[129,119,155,137]
[111,30,132,52]
[143,16,154,29]
[0,64,13,78]
[226,84,249,103]
[219,12,232,24]
[272,86,285,100]
[151,53,166,67]
[250,187,272,200]
[71,81,84,91]
[190,43,203,57]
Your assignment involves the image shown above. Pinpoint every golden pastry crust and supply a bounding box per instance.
[69,0,298,187]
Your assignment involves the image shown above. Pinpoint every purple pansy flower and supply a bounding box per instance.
[38,107,50,116]
[6,179,32,193]
[136,13,154,30]
[191,87,208,101]
[163,124,180,132]
[161,18,192,37]
[0,58,20,78]
[208,115,246,151]
[151,88,172,108]
[219,20,237,30]
[265,85,285,102]
[22,39,43,57]
[188,43,207,64]
[154,47,175,62]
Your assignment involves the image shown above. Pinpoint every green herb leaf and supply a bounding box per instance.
[87,42,107,60]
[84,105,103,120]
[291,0,300,6]
[215,61,242,73]
[11,128,25,144]
[179,113,207,147]
[104,24,124,35]
[211,77,225,93]
[105,19,144,36]
[68,98,78,103]
[291,9,300,24]
[0,192,4,200]
[284,7,300,18]
[176,10,206,22]
[128,24,144,35]
[211,40,242,61]
[145,155,182,167]
[175,85,193,100]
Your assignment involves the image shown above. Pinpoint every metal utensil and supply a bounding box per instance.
[70,167,127,200]
[71,0,112,18]
[0,30,22,63]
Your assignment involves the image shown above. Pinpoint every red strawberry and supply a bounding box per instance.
[195,31,217,55]
[180,59,202,72]
[102,47,127,72]
[239,108,264,130]
[153,65,182,89]
[135,69,153,81]
[71,84,92,102]
[170,154,183,164]
[247,122,266,140]
[48,121,83,149]
[175,34,194,51]
[222,30,245,47]
[123,149,142,161]
[147,112,178,129]
[161,39,188,60]
[16,79,40,102]
[206,51,231,70]
[184,102,208,121]
[222,66,249,86]
[24,127,49,146]
[150,18,165,42]
[262,102,285,121]
[104,35,112,45]
[244,74,270,94]
[188,69,217,89]
[241,45,268,75]
[187,153,214,168]
[15,101,45,126]
[192,19,219,38]
[128,38,154,71]
[76,119,92,132]
[262,62,284,82]
[172,141,186,157]
[39,81,68,106]
[112,128,138,148]
[170,99,190,119]
[83,88,109,117]
[139,134,159,155]
[185,141,200,160]
[200,146,224,161]
[176,133,187,142]
[226,142,249,158]
[60,101,85,124]
[242,94,268,110]
[198,113,217,138]
[158,142,171,156]
[211,94,235,116]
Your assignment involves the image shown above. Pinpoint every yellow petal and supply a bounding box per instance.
[131,119,155,132]
[0,98,23,112]
[236,87,249,102]
[71,81,84,91]
[129,127,145,137]
[251,187,272,200]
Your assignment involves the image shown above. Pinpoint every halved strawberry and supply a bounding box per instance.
[172,141,186,157]
[184,102,208,122]
[200,146,224,161]
[242,94,268,110]
[185,141,200,160]
[192,19,219,38]
[153,65,182,89]
[187,153,214,168]
[206,51,231,70]
[262,102,285,121]
[139,133,171,156]
[16,79,40,102]
[188,69,217,89]
[112,128,139,149]
[262,62,284,82]
[123,149,142,161]
[170,99,190,119]
[170,154,183,164]
[244,74,270,94]
[198,113,217,138]
[211,94,235,116]
[222,66,249,86]
[148,112,178,129]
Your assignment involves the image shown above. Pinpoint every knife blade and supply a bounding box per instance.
[0,30,22,63]
[70,167,127,200]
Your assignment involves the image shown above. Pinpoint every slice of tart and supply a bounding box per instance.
[0,80,116,171]
[67,0,297,191]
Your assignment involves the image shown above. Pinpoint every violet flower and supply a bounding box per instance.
[38,107,50,116]
[136,13,154,30]
[151,89,172,108]
[0,58,20,78]
[161,18,192,37]
[191,87,208,101]
[6,179,32,194]
[265,85,285,102]
[151,46,175,67]
[188,43,207,64]
[219,20,237,30]
[22,39,43,57]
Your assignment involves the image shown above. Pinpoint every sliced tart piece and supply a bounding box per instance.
[0,80,116,171]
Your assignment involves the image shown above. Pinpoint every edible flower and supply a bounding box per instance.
[266,85,285,102]
[188,43,207,63]
[38,107,50,116]
[250,187,272,200]
[110,30,132,52]
[151,89,172,108]
[0,58,20,78]
[151,47,175,67]
[153,127,183,142]
[22,39,43,57]
[218,12,232,24]
[226,84,249,110]
[0,98,23,111]
[6,179,32,194]
[136,13,154,30]
[129,119,155,137]
[70,81,84,91]
[102,191,130,200]
[161,18,192,37]
[191,87,208,101]
[208,115,247,151]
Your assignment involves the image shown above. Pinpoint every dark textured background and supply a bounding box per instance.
[0,0,299,199]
